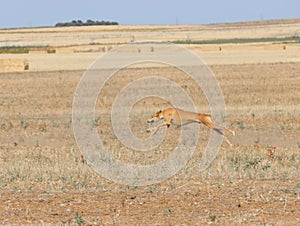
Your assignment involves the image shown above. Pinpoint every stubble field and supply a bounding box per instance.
[0,20,299,225]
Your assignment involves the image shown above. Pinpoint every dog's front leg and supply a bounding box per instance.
[147,122,167,135]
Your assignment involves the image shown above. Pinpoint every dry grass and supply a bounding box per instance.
[0,63,299,224]
[0,20,299,224]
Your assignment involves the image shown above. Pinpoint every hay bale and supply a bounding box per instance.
[117,45,140,53]
[116,45,154,53]
[264,44,286,50]
[28,50,48,54]
[55,48,74,53]
[199,45,222,52]
[0,59,29,72]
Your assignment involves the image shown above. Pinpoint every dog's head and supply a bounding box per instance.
[147,110,163,123]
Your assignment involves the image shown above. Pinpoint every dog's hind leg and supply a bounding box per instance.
[213,128,233,146]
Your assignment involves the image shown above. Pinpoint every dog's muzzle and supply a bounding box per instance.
[147,119,154,123]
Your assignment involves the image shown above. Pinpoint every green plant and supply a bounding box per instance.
[166,206,174,213]
[210,215,217,221]
[243,157,261,170]
[0,45,50,54]
[20,120,28,129]
[237,121,244,129]
[75,212,84,226]
[173,36,300,45]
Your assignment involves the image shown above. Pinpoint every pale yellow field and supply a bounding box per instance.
[0,18,300,71]
[1,19,300,47]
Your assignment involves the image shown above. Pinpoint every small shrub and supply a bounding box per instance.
[210,215,216,221]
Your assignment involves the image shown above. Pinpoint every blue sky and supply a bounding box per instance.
[1,0,299,28]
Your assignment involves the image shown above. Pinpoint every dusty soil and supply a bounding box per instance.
[0,62,299,225]
[0,179,298,225]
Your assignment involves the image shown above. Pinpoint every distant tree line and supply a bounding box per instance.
[55,20,118,27]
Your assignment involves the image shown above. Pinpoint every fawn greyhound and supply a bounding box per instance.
[147,108,235,145]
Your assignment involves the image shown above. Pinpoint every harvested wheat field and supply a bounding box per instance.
[0,20,300,225]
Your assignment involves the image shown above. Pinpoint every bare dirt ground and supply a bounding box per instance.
[0,20,299,225]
